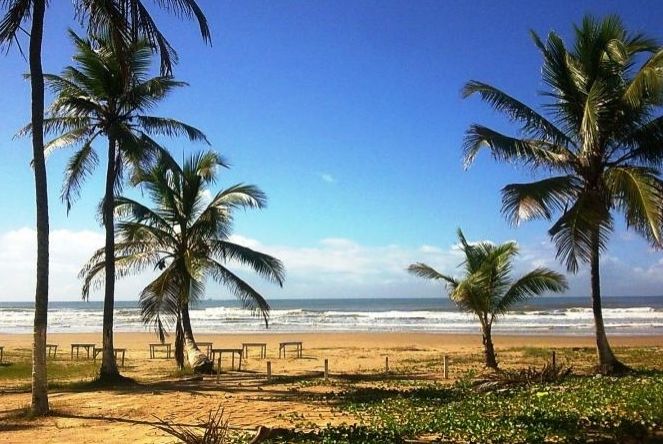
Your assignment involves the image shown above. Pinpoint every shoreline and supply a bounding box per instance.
[2,331,662,347]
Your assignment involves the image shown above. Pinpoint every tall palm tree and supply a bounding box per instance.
[462,15,663,374]
[80,151,285,373]
[408,229,567,370]
[23,31,209,381]
[1,0,209,413]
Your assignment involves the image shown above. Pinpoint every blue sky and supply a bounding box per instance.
[1,0,663,301]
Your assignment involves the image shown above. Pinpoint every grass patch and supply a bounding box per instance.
[0,360,97,383]
[271,373,663,443]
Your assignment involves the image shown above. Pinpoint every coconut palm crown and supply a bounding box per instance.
[408,229,567,369]
[462,15,663,374]
[80,151,286,373]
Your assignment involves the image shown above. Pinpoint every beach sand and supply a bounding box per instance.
[1,332,662,443]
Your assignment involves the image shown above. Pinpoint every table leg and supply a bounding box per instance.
[239,354,242,371]
[231,353,235,370]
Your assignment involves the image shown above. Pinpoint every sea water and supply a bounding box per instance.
[1,296,662,335]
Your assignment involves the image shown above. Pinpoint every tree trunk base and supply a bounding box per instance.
[94,373,134,387]
[597,359,631,376]
[193,359,214,374]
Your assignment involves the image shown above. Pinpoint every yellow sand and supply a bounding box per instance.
[1,332,661,443]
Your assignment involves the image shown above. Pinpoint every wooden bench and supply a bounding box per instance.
[242,342,267,359]
[279,341,303,359]
[149,343,172,359]
[93,347,127,367]
[46,344,58,358]
[211,348,243,371]
[196,342,213,356]
[70,343,95,360]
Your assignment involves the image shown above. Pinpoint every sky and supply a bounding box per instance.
[1,0,663,302]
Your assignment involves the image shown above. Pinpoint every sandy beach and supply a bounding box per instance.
[1,332,662,443]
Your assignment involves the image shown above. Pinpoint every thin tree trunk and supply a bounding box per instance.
[99,136,119,380]
[181,304,213,373]
[175,310,185,370]
[590,230,628,375]
[482,323,498,370]
[29,0,49,416]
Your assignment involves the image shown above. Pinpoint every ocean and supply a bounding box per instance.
[1,296,662,336]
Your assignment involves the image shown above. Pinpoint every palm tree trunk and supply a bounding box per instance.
[99,136,119,380]
[481,322,498,370]
[181,304,213,373]
[590,229,628,375]
[175,310,185,370]
[29,0,49,416]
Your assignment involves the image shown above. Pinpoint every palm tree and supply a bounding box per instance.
[1,0,209,414]
[462,15,663,374]
[80,151,285,373]
[23,31,209,381]
[408,229,567,370]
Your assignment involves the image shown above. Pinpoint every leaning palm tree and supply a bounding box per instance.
[80,151,285,373]
[1,0,209,414]
[462,15,663,374]
[408,229,567,370]
[21,31,209,381]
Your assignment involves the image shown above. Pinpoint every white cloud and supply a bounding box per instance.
[0,228,152,302]
[2,227,663,302]
[320,173,335,184]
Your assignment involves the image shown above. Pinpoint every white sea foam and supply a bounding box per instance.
[0,303,662,335]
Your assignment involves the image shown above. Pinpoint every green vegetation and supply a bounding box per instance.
[408,229,567,369]
[0,350,97,388]
[463,14,663,374]
[266,374,663,443]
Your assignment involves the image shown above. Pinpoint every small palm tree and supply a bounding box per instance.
[462,15,663,374]
[0,0,209,413]
[22,31,209,380]
[80,151,285,373]
[408,229,567,370]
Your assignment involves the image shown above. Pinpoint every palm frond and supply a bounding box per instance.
[0,0,30,47]
[136,116,209,144]
[462,80,573,147]
[604,166,663,245]
[139,264,182,341]
[501,176,581,225]
[463,125,572,170]
[212,241,285,286]
[548,194,613,272]
[496,269,568,315]
[206,259,271,327]
[61,142,99,213]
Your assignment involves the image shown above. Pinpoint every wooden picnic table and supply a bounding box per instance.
[93,347,127,367]
[46,344,58,358]
[196,342,213,356]
[0,346,3,363]
[211,348,243,371]
[279,341,303,359]
[242,342,267,359]
[149,343,172,359]
[71,343,95,360]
